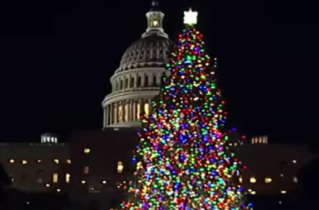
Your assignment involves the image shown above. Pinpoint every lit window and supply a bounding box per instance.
[22,160,27,165]
[238,177,243,183]
[102,180,107,184]
[250,177,257,183]
[144,103,149,116]
[280,174,284,177]
[53,173,58,183]
[84,166,89,174]
[65,173,71,183]
[81,180,86,184]
[9,159,15,164]
[265,177,272,183]
[45,184,50,187]
[137,103,141,119]
[118,105,122,122]
[66,159,71,164]
[57,189,61,192]
[37,159,42,163]
[250,191,256,195]
[125,103,128,122]
[292,160,297,164]
[152,20,158,27]
[281,190,287,194]
[84,148,91,154]
[53,159,59,164]
[117,161,124,173]
[293,177,298,183]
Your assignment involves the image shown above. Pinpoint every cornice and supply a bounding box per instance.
[111,67,167,81]
[102,89,159,107]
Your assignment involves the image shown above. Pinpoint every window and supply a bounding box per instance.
[66,159,71,164]
[152,75,157,86]
[54,159,59,164]
[118,105,122,122]
[265,177,272,183]
[81,180,86,184]
[120,80,123,90]
[22,160,27,165]
[46,184,50,187]
[9,159,14,164]
[84,148,91,154]
[125,103,128,122]
[53,173,58,183]
[137,103,141,119]
[250,177,257,183]
[65,173,71,183]
[117,161,124,173]
[281,190,287,194]
[131,77,134,88]
[238,177,243,183]
[145,75,149,87]
[84,166,89,174]
[137,76,141,87]
[125,78,128,88]
[292,160,297,164]
[144,103,150,116]
[37,159,43,163]
[293,177,298,183]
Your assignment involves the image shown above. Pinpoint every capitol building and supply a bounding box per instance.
[0,1,317,209]
[102,0,174,128]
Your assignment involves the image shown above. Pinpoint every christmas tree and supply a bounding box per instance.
[121,8,251,210]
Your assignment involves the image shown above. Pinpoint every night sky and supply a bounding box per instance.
[0,0,318,145]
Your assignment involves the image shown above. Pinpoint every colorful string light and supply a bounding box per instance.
[121,25,252,210]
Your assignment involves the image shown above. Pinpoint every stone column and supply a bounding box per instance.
[130,99,133,121]
[106,105,109,126]
[110,103,113,125]
[148,99,152,115]
[133,100,136,121]
[141,73,145,87]
[121,101,125,122]
[114,103,117,124]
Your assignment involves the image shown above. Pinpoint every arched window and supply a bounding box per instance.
[137,76,141,87]
[120,80,123,90]
[131,77,135,88]
[152,75,157,86]
[125,78,128,88]
[144,75,149,87]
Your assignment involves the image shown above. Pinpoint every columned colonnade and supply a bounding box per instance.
[104,99,152,127]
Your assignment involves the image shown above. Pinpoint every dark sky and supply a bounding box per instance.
[0,0,318,144]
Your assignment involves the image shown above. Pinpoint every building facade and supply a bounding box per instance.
[0,134,70,193]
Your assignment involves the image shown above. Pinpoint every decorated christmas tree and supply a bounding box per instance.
[121,8,251,210]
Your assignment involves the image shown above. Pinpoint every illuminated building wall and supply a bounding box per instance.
[251,135,268,144]
[0,142,70,192]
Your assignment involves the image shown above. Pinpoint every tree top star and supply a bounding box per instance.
[183,8,198,25]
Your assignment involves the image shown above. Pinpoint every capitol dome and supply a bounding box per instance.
[118,35,173,72]
[102,0,173,128]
